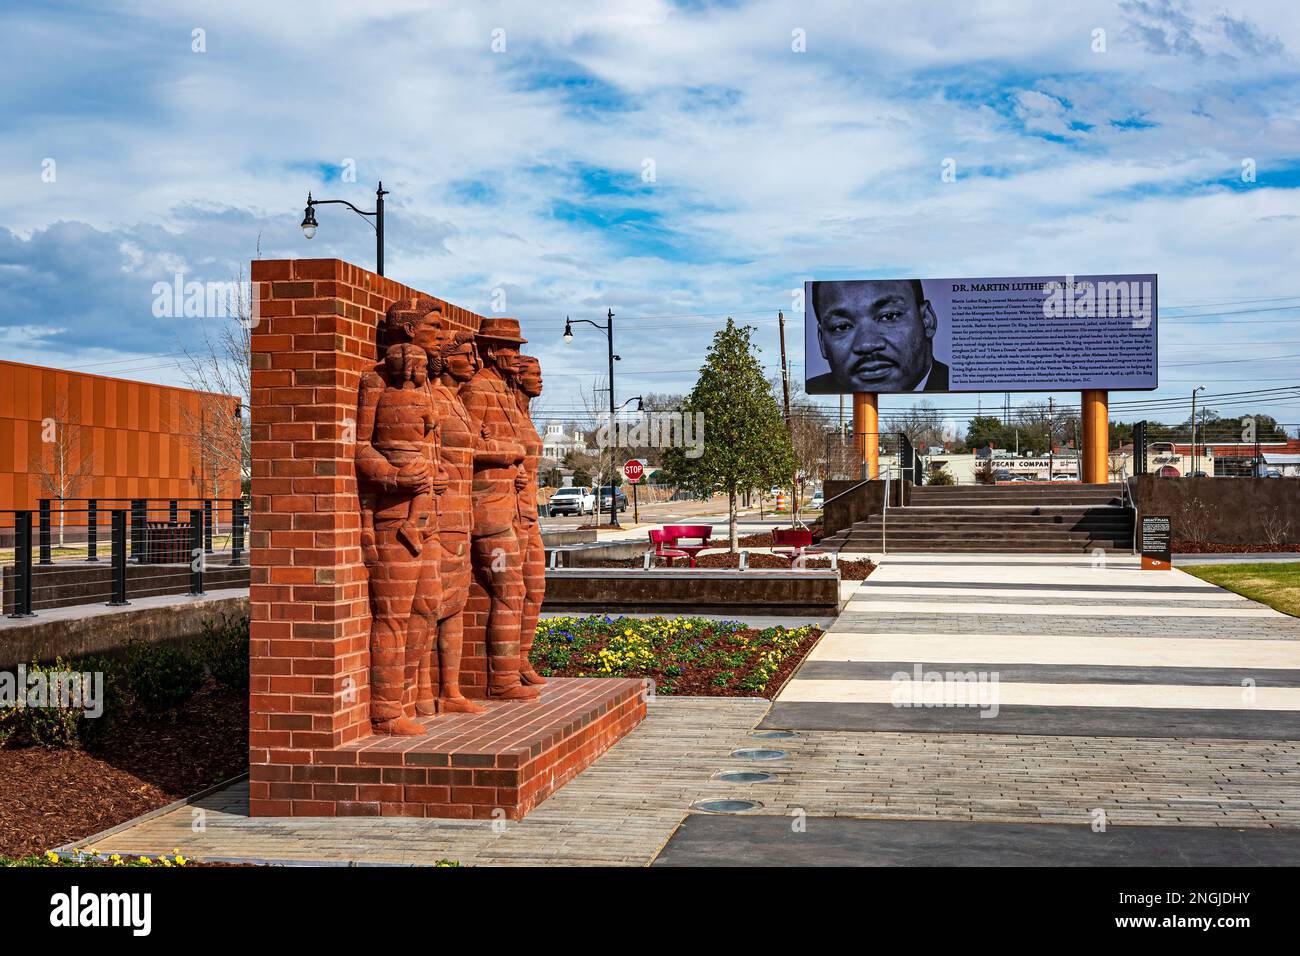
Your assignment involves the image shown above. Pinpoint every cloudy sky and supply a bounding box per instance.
[3,0,1300,435]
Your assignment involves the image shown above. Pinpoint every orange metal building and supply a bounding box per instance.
[0,358,241,517]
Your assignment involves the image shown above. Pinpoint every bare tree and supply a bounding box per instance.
[29,395,96,546]
[176,265,252,514]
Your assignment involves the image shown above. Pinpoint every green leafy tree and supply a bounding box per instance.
[662,319,796,549]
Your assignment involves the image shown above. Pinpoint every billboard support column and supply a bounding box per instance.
[1082,389,1109,484]
[853,392,878,480]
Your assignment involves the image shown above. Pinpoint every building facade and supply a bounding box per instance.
[0,359,242,519]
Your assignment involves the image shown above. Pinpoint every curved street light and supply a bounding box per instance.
[301,182,389,276]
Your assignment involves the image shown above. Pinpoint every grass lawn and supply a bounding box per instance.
[1180,562,1300,617]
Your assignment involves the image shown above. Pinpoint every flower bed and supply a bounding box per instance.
[531,615,822,696]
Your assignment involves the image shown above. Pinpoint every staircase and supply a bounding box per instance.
[821,482,1135,554]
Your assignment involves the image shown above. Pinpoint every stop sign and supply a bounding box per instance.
[623,459,644,483]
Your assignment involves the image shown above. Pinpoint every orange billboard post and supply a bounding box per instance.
[1081,389,1109,484]
[853,392,878,479]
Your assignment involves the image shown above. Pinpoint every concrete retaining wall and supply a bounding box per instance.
[543,568,841,616]
[1130,475,1300,545]
[0,590,249,668]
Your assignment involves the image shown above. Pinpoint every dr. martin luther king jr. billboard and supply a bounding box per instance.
[804,275,1157,395]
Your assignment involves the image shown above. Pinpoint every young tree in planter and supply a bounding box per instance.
[662,319,796,550]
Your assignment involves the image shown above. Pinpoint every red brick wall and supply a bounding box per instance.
[248,258,490,766]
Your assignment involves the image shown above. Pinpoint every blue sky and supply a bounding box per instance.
[3,0,1300,435]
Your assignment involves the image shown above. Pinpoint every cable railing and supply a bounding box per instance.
[4,497,249,618]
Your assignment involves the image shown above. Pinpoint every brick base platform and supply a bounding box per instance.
[249,678,646,820]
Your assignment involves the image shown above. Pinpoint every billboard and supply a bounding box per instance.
[803,274,1157,395]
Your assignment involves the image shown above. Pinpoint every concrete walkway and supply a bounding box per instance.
[67,553,1300,865]
[767,552,1300,738]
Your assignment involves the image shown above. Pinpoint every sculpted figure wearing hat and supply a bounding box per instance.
[461,317,538,701]
[512,354,547,687]
[416,321,517,714]
[354,300,448,734]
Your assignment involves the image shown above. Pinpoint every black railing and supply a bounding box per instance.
[2,497,250,616]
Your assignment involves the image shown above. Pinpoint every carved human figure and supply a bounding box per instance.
[462,318,537,701]
[374,343,436,554]
[355,302,446,735]
[513,354,547,686]
[416,323,492,714]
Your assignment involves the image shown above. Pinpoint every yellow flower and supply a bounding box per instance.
[175,855,188,866]
[44,850,59,863]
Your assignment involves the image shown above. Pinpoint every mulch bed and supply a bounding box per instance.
[0,682,247,859]
[1175,542,1300,553]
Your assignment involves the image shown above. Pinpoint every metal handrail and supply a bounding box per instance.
[1121,477,1137,555]
[881,469,890,556]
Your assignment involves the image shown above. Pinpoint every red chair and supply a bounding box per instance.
[647,528,690,567]
[770,528,826,567]
[662,525,714,567]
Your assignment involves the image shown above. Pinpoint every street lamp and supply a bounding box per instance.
[301,182,389,276]
[563,309,623,527]
[1191,385,1206,476]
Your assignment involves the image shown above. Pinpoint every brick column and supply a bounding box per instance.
[247,258,483,816]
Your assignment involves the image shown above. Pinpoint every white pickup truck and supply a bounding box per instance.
[547,486,596,516]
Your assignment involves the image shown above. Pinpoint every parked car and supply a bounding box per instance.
[992,469,1013,482]
[808,492,824,510]
[1051,474,1076,481]
[596,485,629,513]
[547,486,595,516]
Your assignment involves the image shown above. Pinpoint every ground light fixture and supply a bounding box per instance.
[729,748,789,760]
[300,182,389,275]
[690,798,763,813]
[712,770,778,783]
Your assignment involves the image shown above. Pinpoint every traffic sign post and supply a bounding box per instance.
[623,459,645,524]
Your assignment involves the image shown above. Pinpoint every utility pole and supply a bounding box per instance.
[1191,386,1205,476]
[778,310,797,523]
[1047,397,1055,480]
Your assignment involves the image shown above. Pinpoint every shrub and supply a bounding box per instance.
[194,614,250,691]
[122,640,206,714]
[0,658,92,748]
[926,466,956,486]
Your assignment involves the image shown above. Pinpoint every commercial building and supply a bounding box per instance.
[0,359,242,521]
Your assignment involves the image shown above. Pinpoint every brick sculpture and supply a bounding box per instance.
[514,354,547,686]
[461,318,538,701]
[249,259,646,818]
[354,302,447,734]
[421,324,489,715]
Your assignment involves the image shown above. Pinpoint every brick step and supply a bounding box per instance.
[833,533,1132,546]
[899,502,1123,509]
[886,506,1127,516]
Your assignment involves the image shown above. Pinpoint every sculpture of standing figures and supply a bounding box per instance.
[419,324,495,714]
[355,303,447,734]
[462,318,538,701]
[513,354,547,686]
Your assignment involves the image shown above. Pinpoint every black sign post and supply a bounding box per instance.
[1140,514,1172,570]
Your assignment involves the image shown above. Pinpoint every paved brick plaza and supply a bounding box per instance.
[76,551,1300,865]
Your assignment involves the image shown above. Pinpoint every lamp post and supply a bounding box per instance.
[1191,385,1206,476]
[564,309,623,527]
[301,182,389,276]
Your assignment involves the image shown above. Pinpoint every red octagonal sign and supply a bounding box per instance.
[623,459,644,483]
